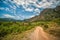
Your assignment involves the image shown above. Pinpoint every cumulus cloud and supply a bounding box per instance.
[0,7,5,10]
[1,0,60,12]
[0,7,10,11]
[3,14,26,20]
[3,14,15,18]
[2,0,60,14]
[29,15,35,18]
[13,0,60,9]
[34,0,60,8]
[5,8,10,11]
[34,8,40,13]
[23,15,35,19]
[0,7,14,14]
[25,8,34,12]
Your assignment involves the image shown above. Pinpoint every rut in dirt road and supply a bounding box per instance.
[29,26,57,40]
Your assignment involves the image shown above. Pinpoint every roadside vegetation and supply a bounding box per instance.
[0,18,60,40]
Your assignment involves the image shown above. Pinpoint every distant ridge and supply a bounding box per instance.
[0,18,22,22]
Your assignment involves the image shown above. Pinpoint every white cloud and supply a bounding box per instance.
[35,0,53,8]
[13,0,25,5]
[34,8,40,13]
[13,0,37,5]
[29,15,35,18]
[3,0,17,10]
[24,15,35,19]
[3,14,15,18]
[13,0,37,12]
[13,0,60,8]
[0,7,5,10]
[25,8,34,12]
[9,5,16,9]
[0,7,10,11]
[40,0,60,8]
[5,8,10,11]
[13,0,60,13]
[3,14,26,20]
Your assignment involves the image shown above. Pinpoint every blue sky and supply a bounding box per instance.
[0,0,60,20]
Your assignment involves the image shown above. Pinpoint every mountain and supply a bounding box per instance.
[0,18,15,22]
[27,6,60,22]
[0,18,22,22]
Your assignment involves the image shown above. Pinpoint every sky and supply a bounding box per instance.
[0,0,60,20]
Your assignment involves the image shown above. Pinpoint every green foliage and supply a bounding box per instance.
[0,22,35,38]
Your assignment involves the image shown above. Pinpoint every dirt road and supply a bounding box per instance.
[29,26,57,40]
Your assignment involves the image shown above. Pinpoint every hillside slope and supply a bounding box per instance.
[28,6,60,22]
